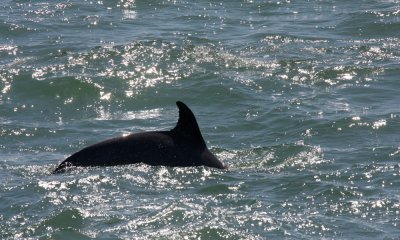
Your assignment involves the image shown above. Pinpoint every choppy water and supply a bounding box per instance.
[1,0,400,239]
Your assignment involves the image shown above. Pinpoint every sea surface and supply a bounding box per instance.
[1,0,400,239]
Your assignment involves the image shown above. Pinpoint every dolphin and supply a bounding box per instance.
[53,101,225,173]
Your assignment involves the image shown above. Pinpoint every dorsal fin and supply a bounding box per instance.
[172,101,206,146]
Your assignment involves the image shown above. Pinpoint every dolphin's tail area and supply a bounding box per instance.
[52,161,69,174]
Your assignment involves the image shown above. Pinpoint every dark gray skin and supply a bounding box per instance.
[53,101,225,173]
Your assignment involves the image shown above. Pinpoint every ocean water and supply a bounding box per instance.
[1,0,400,239]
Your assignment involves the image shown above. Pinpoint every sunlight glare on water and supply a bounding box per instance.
[1,0,400,239]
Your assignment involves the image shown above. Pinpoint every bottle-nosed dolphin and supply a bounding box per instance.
[53,101,225,173]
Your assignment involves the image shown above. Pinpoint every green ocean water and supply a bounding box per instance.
[1,0,400,239]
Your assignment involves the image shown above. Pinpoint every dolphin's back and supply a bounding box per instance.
[53,131,182,173]
[53,101,226,173]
